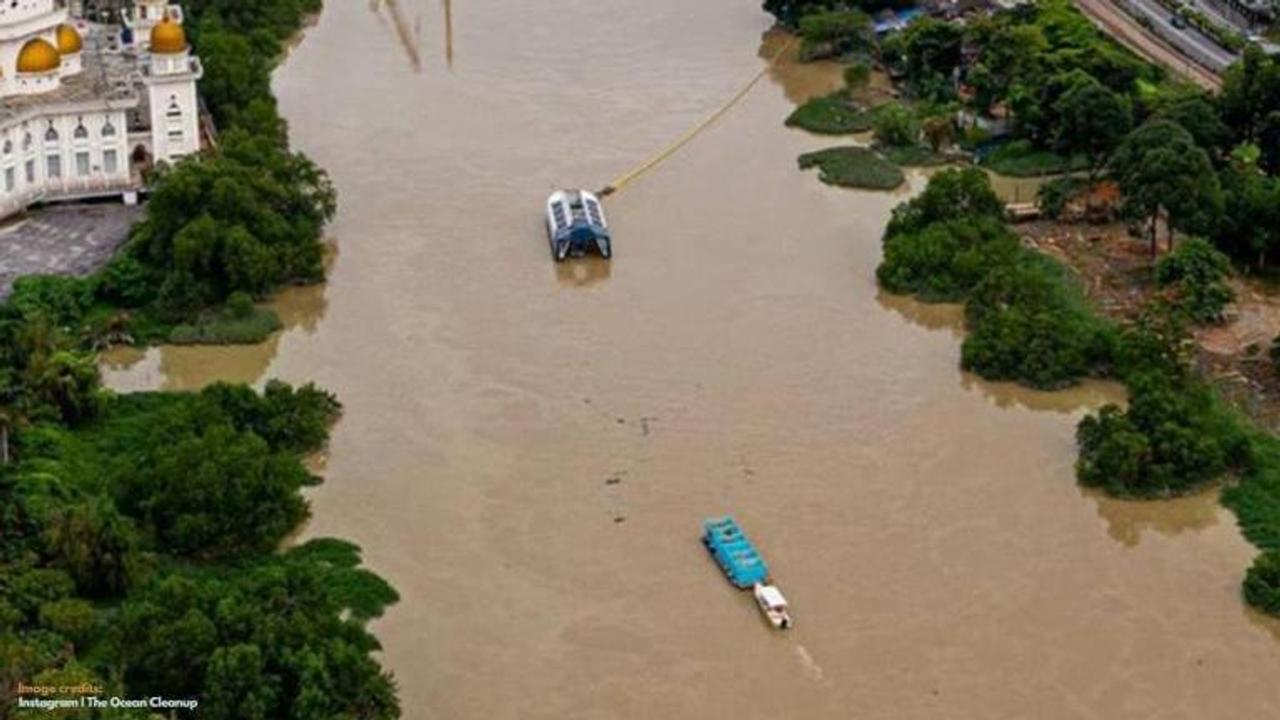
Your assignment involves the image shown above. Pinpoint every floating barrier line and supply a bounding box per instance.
[599,37,797,197]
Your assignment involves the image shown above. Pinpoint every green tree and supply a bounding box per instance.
[886,167,1006,236]
[1077,371,1241,496]
[1260,111,1280,176]
[1220,46,1280,143]
[40,498,140,597]
[961,258,1116,388]
[844,60,871,90]
[872,102,920,148]
[1155,96,1231,158]
[797,10,872,60]
[1109,121,1223,257]
[204,644,278,720]
[131,130,335,312]
[1245,551,1280,615]
[878,217,1021,300]
[36,599,95,648]
[921,114,954,152]
[24,351,102,427]
[120,420,310,558]
[1154,238,1234,324]
[968,23,1048,111]
[901,18,965,100]
[1216,158,1280,269]
[1053,76,1132,180]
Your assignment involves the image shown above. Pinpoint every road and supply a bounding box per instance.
[1126,0,1240,70]
[1075,0,1224,90]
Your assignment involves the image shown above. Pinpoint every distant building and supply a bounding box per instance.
[0,0,203,220]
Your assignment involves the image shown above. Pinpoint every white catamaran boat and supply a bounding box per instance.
[546,189,612,261]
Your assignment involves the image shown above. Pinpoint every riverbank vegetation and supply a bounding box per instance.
[1,382,400,717]
[0,0,404,715]
[873,166,1280,616]
[778,0,1280,617]
[798,146,906,189]
[7,0,334,350]
[785,90,877,133]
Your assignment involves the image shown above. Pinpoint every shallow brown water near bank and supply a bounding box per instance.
[104,1,1280,717]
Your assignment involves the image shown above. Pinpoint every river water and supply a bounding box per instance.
[101,1,1280,718]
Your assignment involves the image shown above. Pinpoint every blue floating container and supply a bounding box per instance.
[701,516,769,589]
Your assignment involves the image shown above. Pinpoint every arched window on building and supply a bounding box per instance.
[44,126,58,144]
[22,133,32,152]
[2,140,11,157]
[102,120,116,138]
[74,124,88,140]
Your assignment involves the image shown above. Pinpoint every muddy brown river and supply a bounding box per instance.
[102,1,1280,717]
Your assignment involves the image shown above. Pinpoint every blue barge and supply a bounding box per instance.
[701,516,770,589]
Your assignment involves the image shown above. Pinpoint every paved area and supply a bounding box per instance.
[0,203,143,299]
[1075,0,1224,90]
[1124,0,1239,70]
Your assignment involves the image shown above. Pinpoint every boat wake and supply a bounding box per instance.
[794,644,826,684]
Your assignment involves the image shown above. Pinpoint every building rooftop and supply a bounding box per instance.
[0,22,140,124]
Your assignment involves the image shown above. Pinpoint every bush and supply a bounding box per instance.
[130,131,335,312]
[1244,551,1280,615]
[199,380,341,454]
[880,144,946,167]
[8,275,97,327]
[982,139,1090,177]
[1036,176,1090,219]
[97,255,157,309]
[886,167,1006,236]
[226,291,255,320]
[877,217,1021,300]
[797,146,905,189]
[1154,238,1234,324]
[1077,371,1245,496]
[872,102,920,148]
[797,10,873,60]
[168,308,282,345]
[962,258,1117,388]
[37,598,96,645]
[844,60,871,89]
[785,92,873,134]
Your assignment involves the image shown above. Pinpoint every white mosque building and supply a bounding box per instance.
[0,0,203,219]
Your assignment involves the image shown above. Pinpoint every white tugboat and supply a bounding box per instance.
[753,583,792,629]
[546,189,612,261]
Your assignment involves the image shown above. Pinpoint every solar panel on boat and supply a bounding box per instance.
[584,199,603,226]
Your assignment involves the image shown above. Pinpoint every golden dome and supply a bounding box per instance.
[57,24,83,55]
[149,15,187,54]
[16,38,61,74]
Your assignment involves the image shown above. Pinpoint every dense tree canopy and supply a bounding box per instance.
[1,381,397,717]
[129,130,336,313]
[1053,76,1132,179]
[1221,47,1280,144]
[116,544,398,720]
[0,3,403,714]
[1077,371,1243,496]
